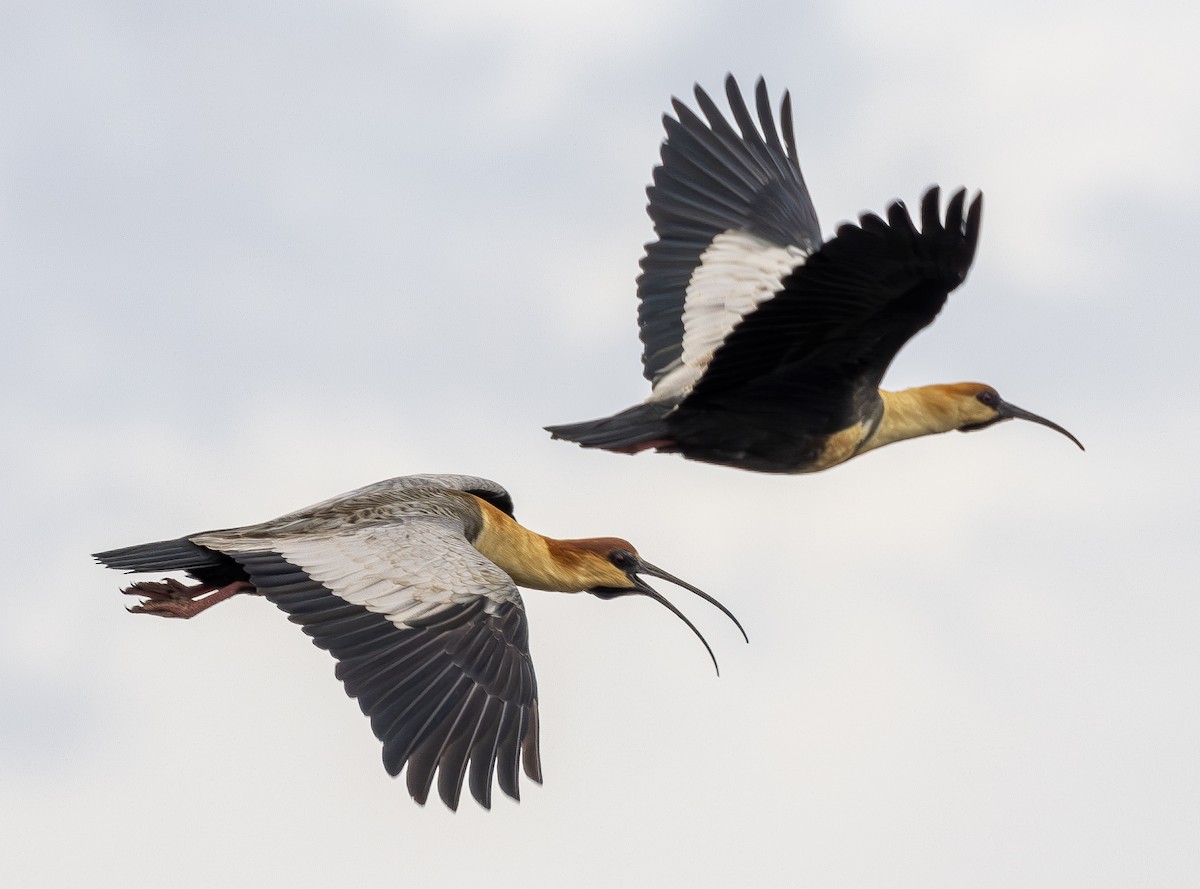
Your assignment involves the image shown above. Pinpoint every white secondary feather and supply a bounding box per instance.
[650,229,808,400]
[197,517,520,629]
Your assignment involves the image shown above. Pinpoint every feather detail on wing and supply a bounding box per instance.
[193,509,540,811]
[638,75,822,397]
[684,186,982,416]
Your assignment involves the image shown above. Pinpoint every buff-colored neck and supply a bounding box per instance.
[469,497,625,592]
[866,385,969,452]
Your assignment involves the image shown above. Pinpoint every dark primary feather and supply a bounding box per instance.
[637,75,821,387]
[236,550,540,811]
[681,186,983,431]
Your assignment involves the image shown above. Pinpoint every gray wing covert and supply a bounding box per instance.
[193,515,540,810]
[278,474,515,521]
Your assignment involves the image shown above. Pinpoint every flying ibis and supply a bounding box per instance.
[95,473,744,810]
[546,75,1083,472]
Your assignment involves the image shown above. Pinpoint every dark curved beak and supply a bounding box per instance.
[997,399,1085,450]
[625,558,748,676]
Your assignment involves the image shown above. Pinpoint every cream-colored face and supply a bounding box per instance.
[561,538,640,591]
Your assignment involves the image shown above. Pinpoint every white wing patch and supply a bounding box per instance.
[195,517,519,629]
[650,229,808,400]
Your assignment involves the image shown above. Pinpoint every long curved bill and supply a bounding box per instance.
[998,399,1085,450]
[631,558,748,676]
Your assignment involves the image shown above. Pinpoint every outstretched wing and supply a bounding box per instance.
[193,514,540,811]
[681,187,983,431]
[638,75,822,398]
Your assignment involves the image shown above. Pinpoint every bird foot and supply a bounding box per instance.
[123,579,251,619]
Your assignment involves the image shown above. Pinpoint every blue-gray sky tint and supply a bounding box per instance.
[3,1,1198,886]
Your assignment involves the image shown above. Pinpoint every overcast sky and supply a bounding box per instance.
[3,1,1198,886]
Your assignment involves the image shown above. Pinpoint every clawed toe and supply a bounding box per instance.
[122,579,252,620]
[128,599,196,619]
[122,577,216,618]
[123,578,206,601]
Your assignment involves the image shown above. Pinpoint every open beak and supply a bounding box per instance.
[997,399,1085,450]
[624,558,748,676]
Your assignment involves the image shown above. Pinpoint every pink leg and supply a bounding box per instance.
[123,578,254,619]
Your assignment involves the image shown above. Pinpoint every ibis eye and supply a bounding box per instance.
[977,389,1000,408]
[610,550,636,570]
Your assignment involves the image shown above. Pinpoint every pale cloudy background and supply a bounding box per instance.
[3,1,1197,886]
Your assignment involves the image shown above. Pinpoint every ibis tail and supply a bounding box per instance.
[96,538,235,580]
[546,401,674,452]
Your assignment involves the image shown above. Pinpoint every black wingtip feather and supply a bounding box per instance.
[724,75,760,148]
[926,184,945,232]
[965,191,983,259]
[378,665,464,771]
[780,90,798,164]
[467,699,505,808]
[754,78,782,155]
[921,185,943,233]
[405,682,479,807]
[888,199,920,243]
[495,705,523,800]
[386,671,467,778]
[857,211,889,237]
[521,703,543,784]
[434,689,492,811]
[692,81,739,142]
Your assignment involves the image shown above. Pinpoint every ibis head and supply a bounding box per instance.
[945,383,1084,449]
[581,543,748,674]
